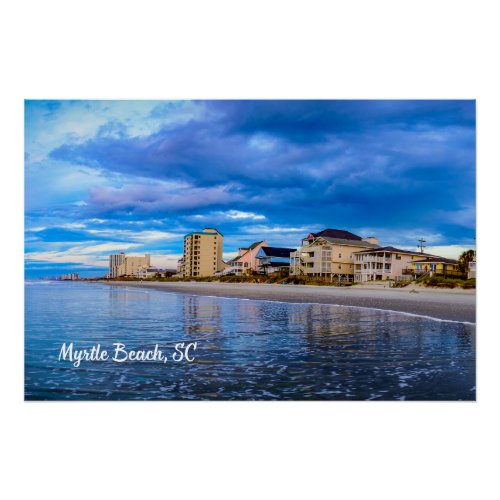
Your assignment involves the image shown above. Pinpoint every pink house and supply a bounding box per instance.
[225,241,269,275]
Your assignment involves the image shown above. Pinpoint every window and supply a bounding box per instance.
[395,255,401,260]
[338,253,342,258]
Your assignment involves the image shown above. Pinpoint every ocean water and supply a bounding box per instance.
[25,281,476,401]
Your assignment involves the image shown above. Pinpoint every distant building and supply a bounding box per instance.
[109,253,126,278]
[290,228,379,281]
[468,260,476,279]
[109,253,151,278]
[256,246,296,274]
[176,257,184,275]
[225,241,269,275]
[59,273,80,281]
[353,246,437,282]
[182,228,224,277]
[135,266,159,279]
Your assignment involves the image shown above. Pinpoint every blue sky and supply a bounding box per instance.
[25,100,476,278]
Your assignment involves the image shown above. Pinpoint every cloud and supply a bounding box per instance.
[25,100,476,277]
[88,182,243,213]
[225,210,266,220]
[85,229,182,243]
[424,245,476,260]
[190,210,266,222]
[25,241,142,267]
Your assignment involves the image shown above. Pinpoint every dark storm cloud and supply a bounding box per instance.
[49,101,475,197]
[26,100,475,278]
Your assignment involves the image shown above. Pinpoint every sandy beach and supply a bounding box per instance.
[100,281,476,323]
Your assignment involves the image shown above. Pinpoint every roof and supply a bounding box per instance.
[229,241,266,262]
[319,236,379,248]
[309,228,363,241]
[248,241,265,250]
[184,231,219,238]
[259,246,296,258]
[354,246,438,257]
[412,257,458,264]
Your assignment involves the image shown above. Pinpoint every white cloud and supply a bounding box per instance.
[240,224,320,235]
[25,241,142,266]
[424,245,476,260]
[249,134,279,151]
[85,229,182,243]
[225,210,266,220]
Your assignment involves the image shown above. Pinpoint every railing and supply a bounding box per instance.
[403,268,466,278]
[355,256,392,263]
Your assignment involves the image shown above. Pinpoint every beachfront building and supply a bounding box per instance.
[176,258,184,277]
[225,241,269,275]
[109,253,151,278]
[353,246,437,282]
[406,257,462,277]
[468,260,476,279]
[59,273,80,281]
[109,253,125,278]
[354,246,442,282]
[183,227,224,277]
[135,266,160,279]
[256,246,296,274]
[290,229,380,281]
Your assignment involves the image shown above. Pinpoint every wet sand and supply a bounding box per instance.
[100,281,476,323]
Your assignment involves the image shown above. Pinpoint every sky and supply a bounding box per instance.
[25,100,476,278]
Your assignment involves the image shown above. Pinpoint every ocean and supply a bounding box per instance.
[25,281,476,400]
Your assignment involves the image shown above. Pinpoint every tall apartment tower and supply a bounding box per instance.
[183,228,224,277]
[109,252,126,278]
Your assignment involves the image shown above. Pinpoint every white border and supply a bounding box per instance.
[3,1,499,499]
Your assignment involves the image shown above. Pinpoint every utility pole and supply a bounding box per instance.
[418,239,426,253]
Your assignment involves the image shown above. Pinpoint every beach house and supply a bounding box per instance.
[406,257,462,278]
[353,246,439,282]
[225,241,269,275]
[256,246,296,274]
[290,229,380,281]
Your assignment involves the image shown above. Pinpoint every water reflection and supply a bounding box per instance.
[25,283,476,401]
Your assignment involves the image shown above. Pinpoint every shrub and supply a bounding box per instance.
[422,276,476,289]
[462,278,476,289]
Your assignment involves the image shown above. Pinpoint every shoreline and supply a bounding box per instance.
[98,281,476,323]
